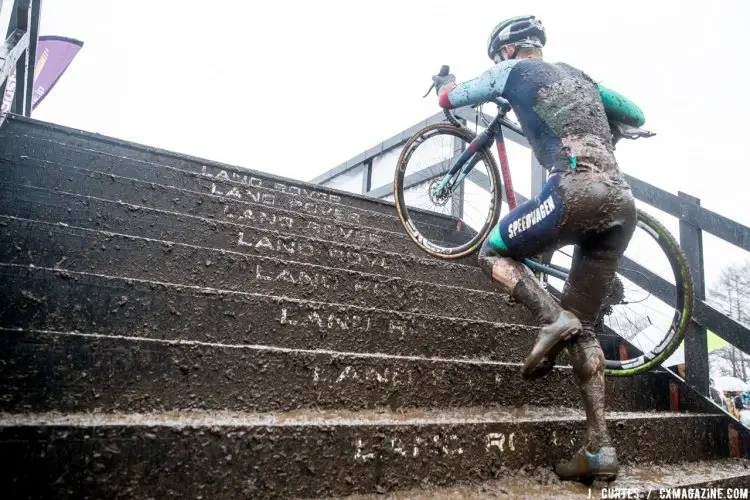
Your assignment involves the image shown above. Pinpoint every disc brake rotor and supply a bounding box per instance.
[428,178,452,207]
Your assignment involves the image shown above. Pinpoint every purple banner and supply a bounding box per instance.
[2,35,83,113]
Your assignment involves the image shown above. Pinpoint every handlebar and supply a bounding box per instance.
[425,65,513,129]
[426,64,512,113]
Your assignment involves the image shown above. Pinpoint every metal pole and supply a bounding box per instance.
[679,191,709,395]
[10,0,29,115]
[361,159,372,195]
[4,0,20,39]
[1,0,18,110]
[22,0,40,116]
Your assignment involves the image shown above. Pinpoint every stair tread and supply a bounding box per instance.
[0,325,540,367]
[0,117,459,228]
[1,216,521,323]
[0,407,718,428]
[0,184,487,288]
[1,327,678,414]
[331,459,750,499]
[1,119,384,207]
[0,262,525,326]
[0,215,498,296]
[0,163,428,241]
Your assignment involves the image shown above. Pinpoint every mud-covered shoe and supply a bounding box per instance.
[556,446,619,482]
[521,310,582,380]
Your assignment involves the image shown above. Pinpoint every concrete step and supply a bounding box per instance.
[0,159,469,262]
[331,459,750,499]
[0,116,462,232]
[0,183,490,290]
[0,216,515,323]
[0,408,729,499]
[1,265,718,416]
[0,264,533,362]
[0,328,673,413]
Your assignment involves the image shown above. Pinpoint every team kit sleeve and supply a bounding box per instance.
[438,60,520,110]
[597,84,646,127]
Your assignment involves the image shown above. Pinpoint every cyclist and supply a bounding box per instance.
[432,15,646,482]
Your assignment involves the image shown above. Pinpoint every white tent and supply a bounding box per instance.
[713,376,750,392]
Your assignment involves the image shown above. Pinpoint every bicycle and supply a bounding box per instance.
[393,65,694,377]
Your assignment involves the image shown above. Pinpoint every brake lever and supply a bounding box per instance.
[423,65,450,98]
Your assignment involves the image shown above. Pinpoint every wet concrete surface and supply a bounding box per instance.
[0,184,490,290]
[0,264,537,362]
[0,328,672,413]
[0,406,721,426]
[0,216,516,323]
[0,409,732,499]
[329,459,750,499]
[0,159,476,263]
[0,123,457,229]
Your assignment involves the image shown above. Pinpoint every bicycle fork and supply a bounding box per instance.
[433,127,496,198]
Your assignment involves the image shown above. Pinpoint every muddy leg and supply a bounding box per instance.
[569,329,610,450]
[556,244,625,481]
[477,241,561,324]
[559,247,613,452]
[478,241,581,379]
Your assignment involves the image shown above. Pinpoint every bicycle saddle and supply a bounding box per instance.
[610,121,656,141]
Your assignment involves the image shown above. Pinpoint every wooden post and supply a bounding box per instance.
[679,191,709,396]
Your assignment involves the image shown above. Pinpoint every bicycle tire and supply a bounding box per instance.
[540,209,694,376]
[394,122,502,259]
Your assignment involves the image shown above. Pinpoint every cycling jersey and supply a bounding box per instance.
[438,59,644,174]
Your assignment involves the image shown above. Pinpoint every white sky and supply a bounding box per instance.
[9,0,750,289]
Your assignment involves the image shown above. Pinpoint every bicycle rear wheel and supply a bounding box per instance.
[393,123,502,259]
[540,210,694,376]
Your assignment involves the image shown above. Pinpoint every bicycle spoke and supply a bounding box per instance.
[540,212,689,375]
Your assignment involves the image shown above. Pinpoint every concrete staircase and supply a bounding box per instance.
[0,114,748,498]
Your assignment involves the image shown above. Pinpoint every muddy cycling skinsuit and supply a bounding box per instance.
[438,58,642,453]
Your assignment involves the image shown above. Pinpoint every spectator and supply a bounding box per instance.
[738,396,750,428]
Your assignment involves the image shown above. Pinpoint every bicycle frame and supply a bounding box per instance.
[433,104,570,282]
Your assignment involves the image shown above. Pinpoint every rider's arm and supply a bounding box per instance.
[598,84,645,127]
[438,60,520,110]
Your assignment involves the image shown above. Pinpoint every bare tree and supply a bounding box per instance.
[708,261,750,381]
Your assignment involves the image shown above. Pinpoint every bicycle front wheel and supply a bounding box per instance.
[393,123,502,259]
[541,209,694,376]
